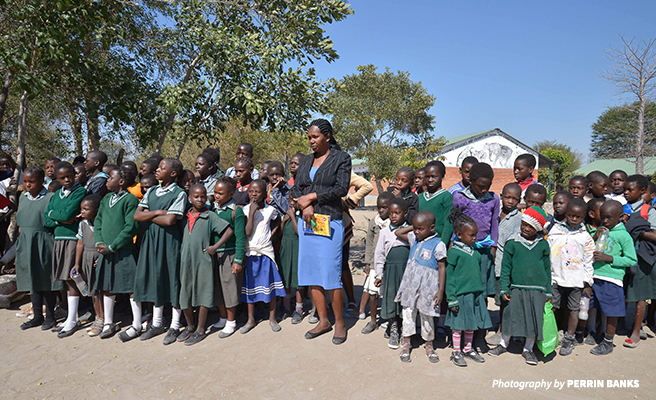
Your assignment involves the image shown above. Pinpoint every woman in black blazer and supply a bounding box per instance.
[292,119,351,344]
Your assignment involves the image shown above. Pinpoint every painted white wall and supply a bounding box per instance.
[441,134,539,169]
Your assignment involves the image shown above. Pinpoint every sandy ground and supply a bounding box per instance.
[1,209,655,400]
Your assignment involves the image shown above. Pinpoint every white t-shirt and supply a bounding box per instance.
[243,203,278,262]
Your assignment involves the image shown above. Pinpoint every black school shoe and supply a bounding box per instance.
[450,351,467,367]
[57,321,81,338]
[140,325,167,341]
[163,328,180,345]
[41,319,57,331]
[20,317,44,330]
[590,340,614,356]
[184,331,207,346]
[176,327,195,342]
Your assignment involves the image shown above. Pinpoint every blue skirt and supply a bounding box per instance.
[297,219,343,290]
[241,255,286,304]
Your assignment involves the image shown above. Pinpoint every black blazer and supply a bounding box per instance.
[291,145,351,221]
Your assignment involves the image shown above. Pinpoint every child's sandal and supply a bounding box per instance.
[425,343,439,363]
[400,338,411,363]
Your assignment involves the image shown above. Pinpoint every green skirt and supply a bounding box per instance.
[625,259,656,302]
[95,248,137,294]
[445,292,492,331]
[502,288,546,340]
[476,247,495,297]
[15,228,64,293]
[278,222,301,289]
[380,246,410,320]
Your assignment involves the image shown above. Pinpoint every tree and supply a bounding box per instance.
[590,102,656,161]
[148,0,353,155]
[600,35,656,174]
[326,65,436,192]
[399,136,447,170]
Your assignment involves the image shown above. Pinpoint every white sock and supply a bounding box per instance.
[524,337,536,352]
[153,306,164,328]
[63,294,80,331]
[295,303,303,313]
[500,334,511,348]
[103,295,116,325]
[130,298,142,332]
[170,308,182,330]
[222,320,237,334]
[213,317,228,329]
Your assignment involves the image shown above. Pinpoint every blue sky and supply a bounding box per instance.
[310,1,656,164]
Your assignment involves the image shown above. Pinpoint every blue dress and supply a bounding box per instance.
[297,167,344,290]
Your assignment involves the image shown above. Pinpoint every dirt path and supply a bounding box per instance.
[1,209,653,399]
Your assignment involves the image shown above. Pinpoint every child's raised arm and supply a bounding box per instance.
[394,225,413,242]
[244,203,257,237]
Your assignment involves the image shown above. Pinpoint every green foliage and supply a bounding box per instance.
[534,140,583,192]
[399,136,447,170]
[590,102,656,160]
[326,64,436,182]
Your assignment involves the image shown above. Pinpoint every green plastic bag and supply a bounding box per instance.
[537,301,558,356]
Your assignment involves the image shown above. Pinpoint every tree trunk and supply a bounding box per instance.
[375,178,384,198]
[14,91,27,179]
[86,102,100,151]
[636,97,646,175]
[68,103,84,156]
[175,131,189,159]
[155,54,203,155]
[0,70,14,143]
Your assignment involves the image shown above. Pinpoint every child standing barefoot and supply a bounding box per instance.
[489,206,551,365]
[94,166,141,341]
[394,211,447,363]
[178,185,232,345]
[240,180,286,333]
[446,209,492,367]
[133,159,187,344]
[72,195,103,337]
[44,162,87,338]
[16,166,64,331]
[374,198,411,349]
[211,177,246,338]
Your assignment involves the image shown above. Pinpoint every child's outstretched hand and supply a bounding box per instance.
[502,293,510,301]
[374,277,382,287]
[593,251,613,263]
[231,262,243,274]
[450,305,459,313]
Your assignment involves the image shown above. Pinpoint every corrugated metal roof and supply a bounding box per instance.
[443,129,495,146]
[575,158,656,176]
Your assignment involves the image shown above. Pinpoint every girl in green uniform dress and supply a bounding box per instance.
[17,166,63,331]
[94,166,141,341]
[177,185,232,345]
[133,159,187,344]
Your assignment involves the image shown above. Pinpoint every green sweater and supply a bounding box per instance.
[500,235,552,298]
[593,223,637,283]
[418,189,453,244]
[213,201,246,266]
[43,184,87,240]
[446,241,483,307]
[94,191,140,252]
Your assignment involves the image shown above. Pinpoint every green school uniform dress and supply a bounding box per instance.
[16,189,64,292]
[94,191,140,294]
[213,200,246,308]
[418,189,453,243]
[445,241,492,331]
[77,220,98,295]
[44,183,87,281]
[179,209,229,309]
[500,234,552,340]
[278,214,301,289]
[133,183,187,307]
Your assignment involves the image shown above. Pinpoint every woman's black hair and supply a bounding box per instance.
[24,166,45,181]
[448,206,477,234]
[309,118,340,149]
[81,194,102,211]
[216,176,237,194]
[468,162,494,182]
[425,160,446,177]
